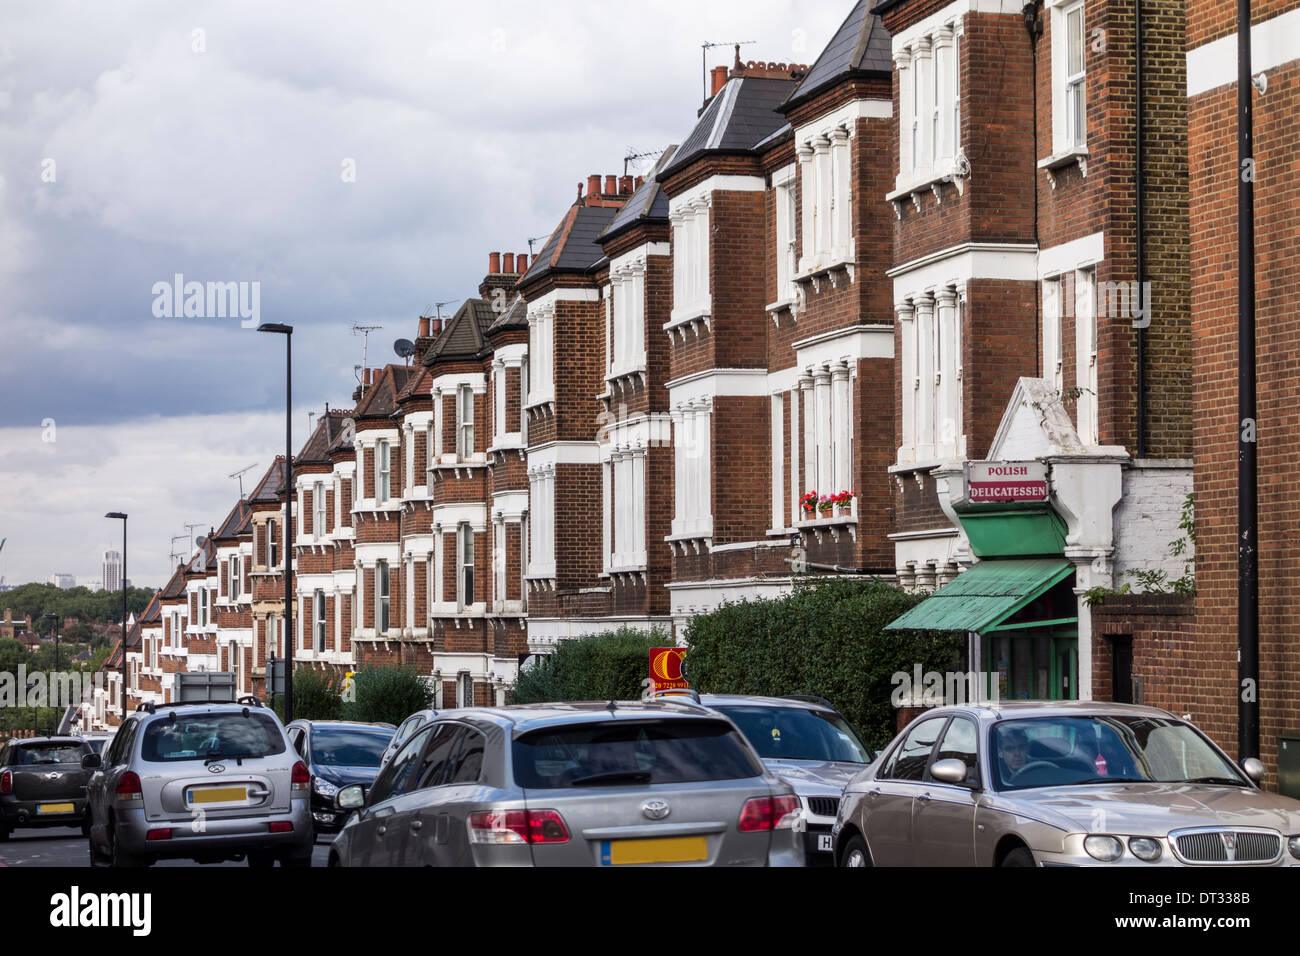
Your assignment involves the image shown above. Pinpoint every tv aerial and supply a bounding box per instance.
[351,324,383,371]
[228,463,257,499]
[700,40,756,103]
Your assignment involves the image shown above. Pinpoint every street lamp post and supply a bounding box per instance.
[43,612,60,674]
[105,513,127,720]
[258,323,294,721]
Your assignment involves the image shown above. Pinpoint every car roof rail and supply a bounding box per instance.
[781,694,836,710]
[648,687,702,704]
[235,695,263,708]
[134,701,156,714]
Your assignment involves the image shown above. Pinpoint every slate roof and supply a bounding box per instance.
[297,409,352,465]
[601,146,678,242]
[212,498,252,541]
[353,365,416,420]
[160,565,188,600]
[395,365,429,402]
[250,459,288,503]
[519,204,621,285]
[783,0,893,110]
[422,299,497,364]
[661,76,798,176]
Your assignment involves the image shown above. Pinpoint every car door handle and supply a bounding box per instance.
[410,819,423,831]
[917,793,931,802]
[376,825,387,837]
[867,788,880,797]
[248,788,269,798]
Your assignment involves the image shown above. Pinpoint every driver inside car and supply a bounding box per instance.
[997,728,1030,781]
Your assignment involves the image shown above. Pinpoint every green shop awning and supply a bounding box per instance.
[886,558,1075,634]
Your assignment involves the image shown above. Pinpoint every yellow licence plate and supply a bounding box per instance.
[188,786,248,805]
[37,802,76,815]
[601,836,708,865]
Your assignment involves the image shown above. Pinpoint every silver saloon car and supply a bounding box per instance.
[328,701,805,867]
[835,700,1300,867]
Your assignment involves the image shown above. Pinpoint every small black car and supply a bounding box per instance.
[0,736,94,840]
[285,721,395,834]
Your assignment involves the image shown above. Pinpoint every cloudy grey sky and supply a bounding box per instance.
[0,0,850,588]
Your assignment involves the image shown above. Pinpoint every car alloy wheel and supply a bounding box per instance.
[109,820,146,868]
[840,835,871,868]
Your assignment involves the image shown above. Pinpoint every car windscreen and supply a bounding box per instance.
[512,719,763,789]
[86,739,107,755]
[140,713,287,762]
[990,715,1248,791]
[715,706,871,763]
[310,728,393,768]
[15,743,89,764]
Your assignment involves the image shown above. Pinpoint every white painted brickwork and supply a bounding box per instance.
[1112,461,1194,586]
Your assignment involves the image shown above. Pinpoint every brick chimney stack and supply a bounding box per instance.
[586,174,601,201]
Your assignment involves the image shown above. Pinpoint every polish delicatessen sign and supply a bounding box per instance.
[964,461,1049,504]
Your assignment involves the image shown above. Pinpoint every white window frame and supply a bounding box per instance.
[1050,0,1088,152]
[1043,276,1065,394]
[457,385,474,461]
[376,441,391,504]
[457,523,475,611]
[376,560,390,635]
[1075,266,1099,444]
[314,481,326,539]
[314,589,326,652]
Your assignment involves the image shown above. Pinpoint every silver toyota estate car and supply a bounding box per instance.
[328,700,805,867]
[84,698,314,867]
[834,700,1300,867]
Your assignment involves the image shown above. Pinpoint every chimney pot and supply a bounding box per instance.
[489,251,501,274]
[418,316,430,337]
[516,254,528,273]
[363,368,372,386]
[711,64,730,97]
[586,174,601,200]
[635,175,644,189]
[503,252,515,273]
[619,175,633,194]
[604,175,616,196]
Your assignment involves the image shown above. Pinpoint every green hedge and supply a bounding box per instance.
[684,578,960,750]
[510,626,671,704]
[271,666,344,723]
[343,666,432,726]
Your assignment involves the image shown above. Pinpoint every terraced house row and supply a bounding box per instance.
[83,0,1300,775]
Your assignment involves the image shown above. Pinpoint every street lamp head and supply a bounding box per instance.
[258,323,293,335]
[105,512,127,520]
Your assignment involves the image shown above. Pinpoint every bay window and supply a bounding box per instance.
[527,304,555,406]
[670,199,710,321]
[527,466,556,577]
[609,259,647,377]
[671,399,712,537]
[894,21,964,187]
[897,286,966,463]
[797,125,853,272]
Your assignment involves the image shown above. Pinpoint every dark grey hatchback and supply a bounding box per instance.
[0,737,94,839]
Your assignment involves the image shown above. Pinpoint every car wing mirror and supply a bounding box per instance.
[929,758,970,786]
[1240,757,1266,783]
[335,784,366,810]
[81,753,102,770]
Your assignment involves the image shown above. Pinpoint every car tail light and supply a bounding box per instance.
[738,795,802,832]
[268,821,293,833]
[116,771,143,802]
[291,761,311,793]
[145,828,172,841]
[0,770,11,795]
[468,809,570,845]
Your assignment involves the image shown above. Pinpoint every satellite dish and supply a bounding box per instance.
[393,338,415,359]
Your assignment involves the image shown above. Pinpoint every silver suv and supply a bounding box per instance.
[84,698,313,867]
[328,701,805,867]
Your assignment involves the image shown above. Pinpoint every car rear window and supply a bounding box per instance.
[512,719,762,789]
[141,713,286,762]
[16,743,89,764]
[310,727,393,768]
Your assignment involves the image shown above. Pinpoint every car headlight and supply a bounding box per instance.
[1084,835,1124,862]
[1128,837,1162,862]
[1288,836,1300,861]
[313,777,338,798]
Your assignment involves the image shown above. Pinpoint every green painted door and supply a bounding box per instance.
[984,632,1077,701]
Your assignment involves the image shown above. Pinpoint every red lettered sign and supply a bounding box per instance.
[649,647,689,691]
[965,461,1049,503]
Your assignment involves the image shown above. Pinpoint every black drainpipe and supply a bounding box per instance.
[1024,4,1043,368]
[1136,0,1147,458]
